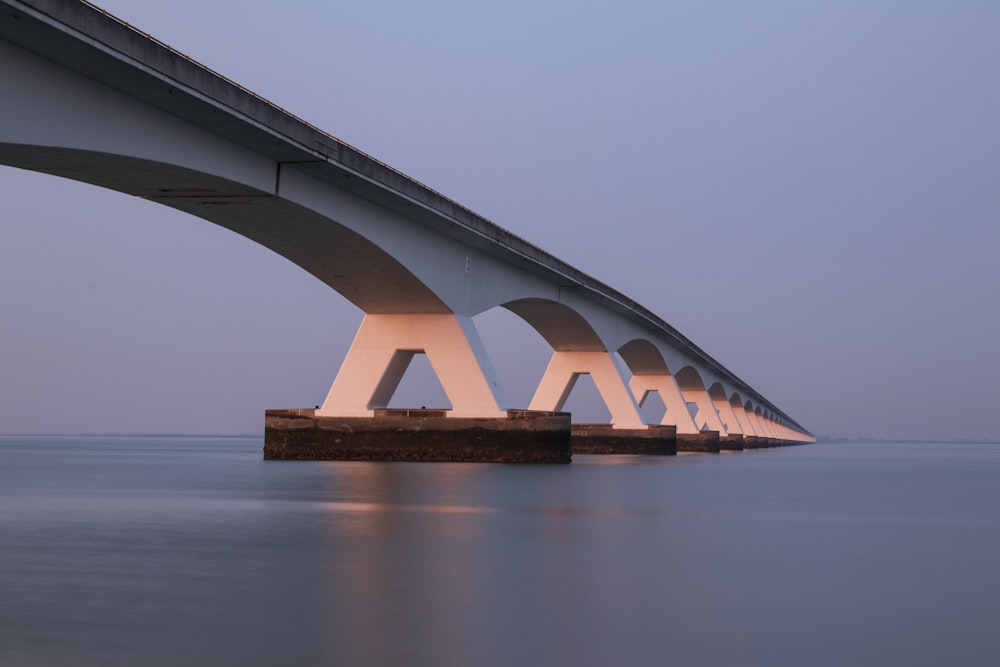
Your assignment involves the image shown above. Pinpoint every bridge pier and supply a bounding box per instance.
[677,431,721,453]
[720,433,745,451]
[676,371,728,435]
[629,373,701,435]
[317,314,508,419]
[571,424,676,455]
[528,350,645,430]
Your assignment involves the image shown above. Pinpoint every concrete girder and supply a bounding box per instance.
[0,40,454,314]
[279,165,567,317]
[0,40,275,194]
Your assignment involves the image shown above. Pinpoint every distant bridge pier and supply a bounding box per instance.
[676,368,727,435]
[744,402,765,443]
[735,399,763,447]
[711,387,744,436]
[710,387,747,450]
[626,373,713,451]
[759,410,778,441]
[629,373,700,434]
[527,350,680,456]
[528,350,644,430]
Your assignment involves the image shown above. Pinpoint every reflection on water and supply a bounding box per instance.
[2,436,1000,666]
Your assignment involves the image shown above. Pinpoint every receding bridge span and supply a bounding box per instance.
[0,0,813,457]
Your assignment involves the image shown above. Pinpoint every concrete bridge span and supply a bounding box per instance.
[0,0,813,451]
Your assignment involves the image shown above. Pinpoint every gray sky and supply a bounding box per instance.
[2,0,998,440]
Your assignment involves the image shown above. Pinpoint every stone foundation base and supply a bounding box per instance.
[677,431,721,453]
[571,424,677,455]
[264,409,571,463]
[719,433,744,451]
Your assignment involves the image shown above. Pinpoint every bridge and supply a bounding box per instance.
[0,0,813,460]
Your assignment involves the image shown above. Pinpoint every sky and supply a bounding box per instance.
[1,0,998,440]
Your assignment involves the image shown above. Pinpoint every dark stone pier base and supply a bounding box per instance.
[264,409,572,463]
[743,435,763,449]
[677,431,721,453]
[571,424,677,455]
[719,433,745,451]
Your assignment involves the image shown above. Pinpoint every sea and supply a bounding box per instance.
[1,435,998,667]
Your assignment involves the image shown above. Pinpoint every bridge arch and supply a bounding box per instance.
[1,145,451,315]
[618,339,670,375]
[502,299,605,351]
[707,382,728,401]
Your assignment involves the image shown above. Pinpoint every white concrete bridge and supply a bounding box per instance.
[0,0,812,444]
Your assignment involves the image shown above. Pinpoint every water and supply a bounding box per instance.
[2,436,999,666]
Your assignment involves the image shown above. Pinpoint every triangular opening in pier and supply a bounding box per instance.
[562,373,612,424]
[637,389,667,425]
[386,352,451,410]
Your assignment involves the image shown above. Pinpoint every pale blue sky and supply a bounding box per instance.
[2,0,998,439]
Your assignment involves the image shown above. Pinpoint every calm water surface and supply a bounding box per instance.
[2,436,999,666]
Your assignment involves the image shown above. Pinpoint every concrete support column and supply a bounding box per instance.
[629,374,700,435]
[758,414,777,439]
[713,396,744,435]
[529,351,644,430]
[739,405,761,437]
[729,400,753,436]
[776,422,789,440]
[680,387,727,434]
[748,409,769,438]
[318,314,508,418]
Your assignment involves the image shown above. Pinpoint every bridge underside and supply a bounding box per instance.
[0,144,450,314]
